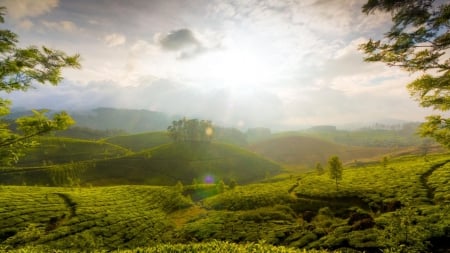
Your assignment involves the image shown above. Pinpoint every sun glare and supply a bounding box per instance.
[188,45,274,88]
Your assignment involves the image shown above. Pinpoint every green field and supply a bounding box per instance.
[1,152,449,252]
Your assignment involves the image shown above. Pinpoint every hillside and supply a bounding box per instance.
[0,142,281,186]
[16,137,131,167]
[249,135,396,168]
[104,128,248,152]
[1,153,449,252]
[69,107,174,133]
[104,131,171,152]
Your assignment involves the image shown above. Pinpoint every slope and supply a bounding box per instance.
[0,142,282,186]
[1,153,449,252]
[16,137,131,167]
[82,142,282,186]
[249,135,395,168]
[103,131,171,152]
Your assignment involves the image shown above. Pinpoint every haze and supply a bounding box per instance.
[0,0,436,129]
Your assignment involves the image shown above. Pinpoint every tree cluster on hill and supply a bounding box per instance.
[167,118,213,143]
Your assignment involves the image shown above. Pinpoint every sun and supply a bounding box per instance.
[186,44,274,88]
[211,48,270,85]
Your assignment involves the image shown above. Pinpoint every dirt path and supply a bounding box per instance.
[54,193,77,217]
[420,160,450,204]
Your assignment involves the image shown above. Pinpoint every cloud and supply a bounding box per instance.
[42,20,79,33]
[154,28,220,60]
[104,33,126,47]
[156,29,199,51]
[2,0,58,20]
[4,78,285,128]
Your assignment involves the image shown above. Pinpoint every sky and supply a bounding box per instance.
[0,0,438,130]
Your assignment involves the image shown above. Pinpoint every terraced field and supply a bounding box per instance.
[4,241,332,253]
[293,153,450,205]
[0,186,191,251]
[1,153,450,252]
[16,137,131,167]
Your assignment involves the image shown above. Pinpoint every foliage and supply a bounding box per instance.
[0,185,192,251]
[167,118,213,143]
[328,156,343,190]
[2,241,334,253]
[360,0,450,147]
[427,162,450,202]
[0,7,80,165]
[202,181,295,211]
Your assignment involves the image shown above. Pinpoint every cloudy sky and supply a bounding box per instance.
[0,0,437,129]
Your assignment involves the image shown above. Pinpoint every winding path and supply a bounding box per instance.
[420,160,450,204]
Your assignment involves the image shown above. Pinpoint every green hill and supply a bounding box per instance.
[1,142,282,186]
[103,131,171,152]
[76,142,281,186]
[103,128,248,152]
[1,153,449,252]
[249,135,399,169]
[16,137,131,167]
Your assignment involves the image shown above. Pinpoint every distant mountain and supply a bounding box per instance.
[69,107,175,133]
[6,107,176,133]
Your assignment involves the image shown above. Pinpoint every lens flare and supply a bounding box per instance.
[204,175,214,184]
[205,127,213,137]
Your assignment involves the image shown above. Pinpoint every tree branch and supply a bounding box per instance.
[0,129,49,148]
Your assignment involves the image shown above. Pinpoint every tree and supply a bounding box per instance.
[360,0,450,147]
[381,156,389,168]
[229,179,237,190]
[328,155,343,190]
[216,179,226,193]
[0,7,80,165]
[315,162,324,175]
[175,180,184,193]
[167,118,214,143]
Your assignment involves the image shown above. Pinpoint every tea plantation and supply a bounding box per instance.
[0,152,449,252]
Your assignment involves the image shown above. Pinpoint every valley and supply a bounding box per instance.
[0,124,449,252]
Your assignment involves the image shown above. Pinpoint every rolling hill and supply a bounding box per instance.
[249,135,397,168]
[103,131,171,152]
[1,142,282,186]
[1,153,449,252]
[16,137,131,167]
